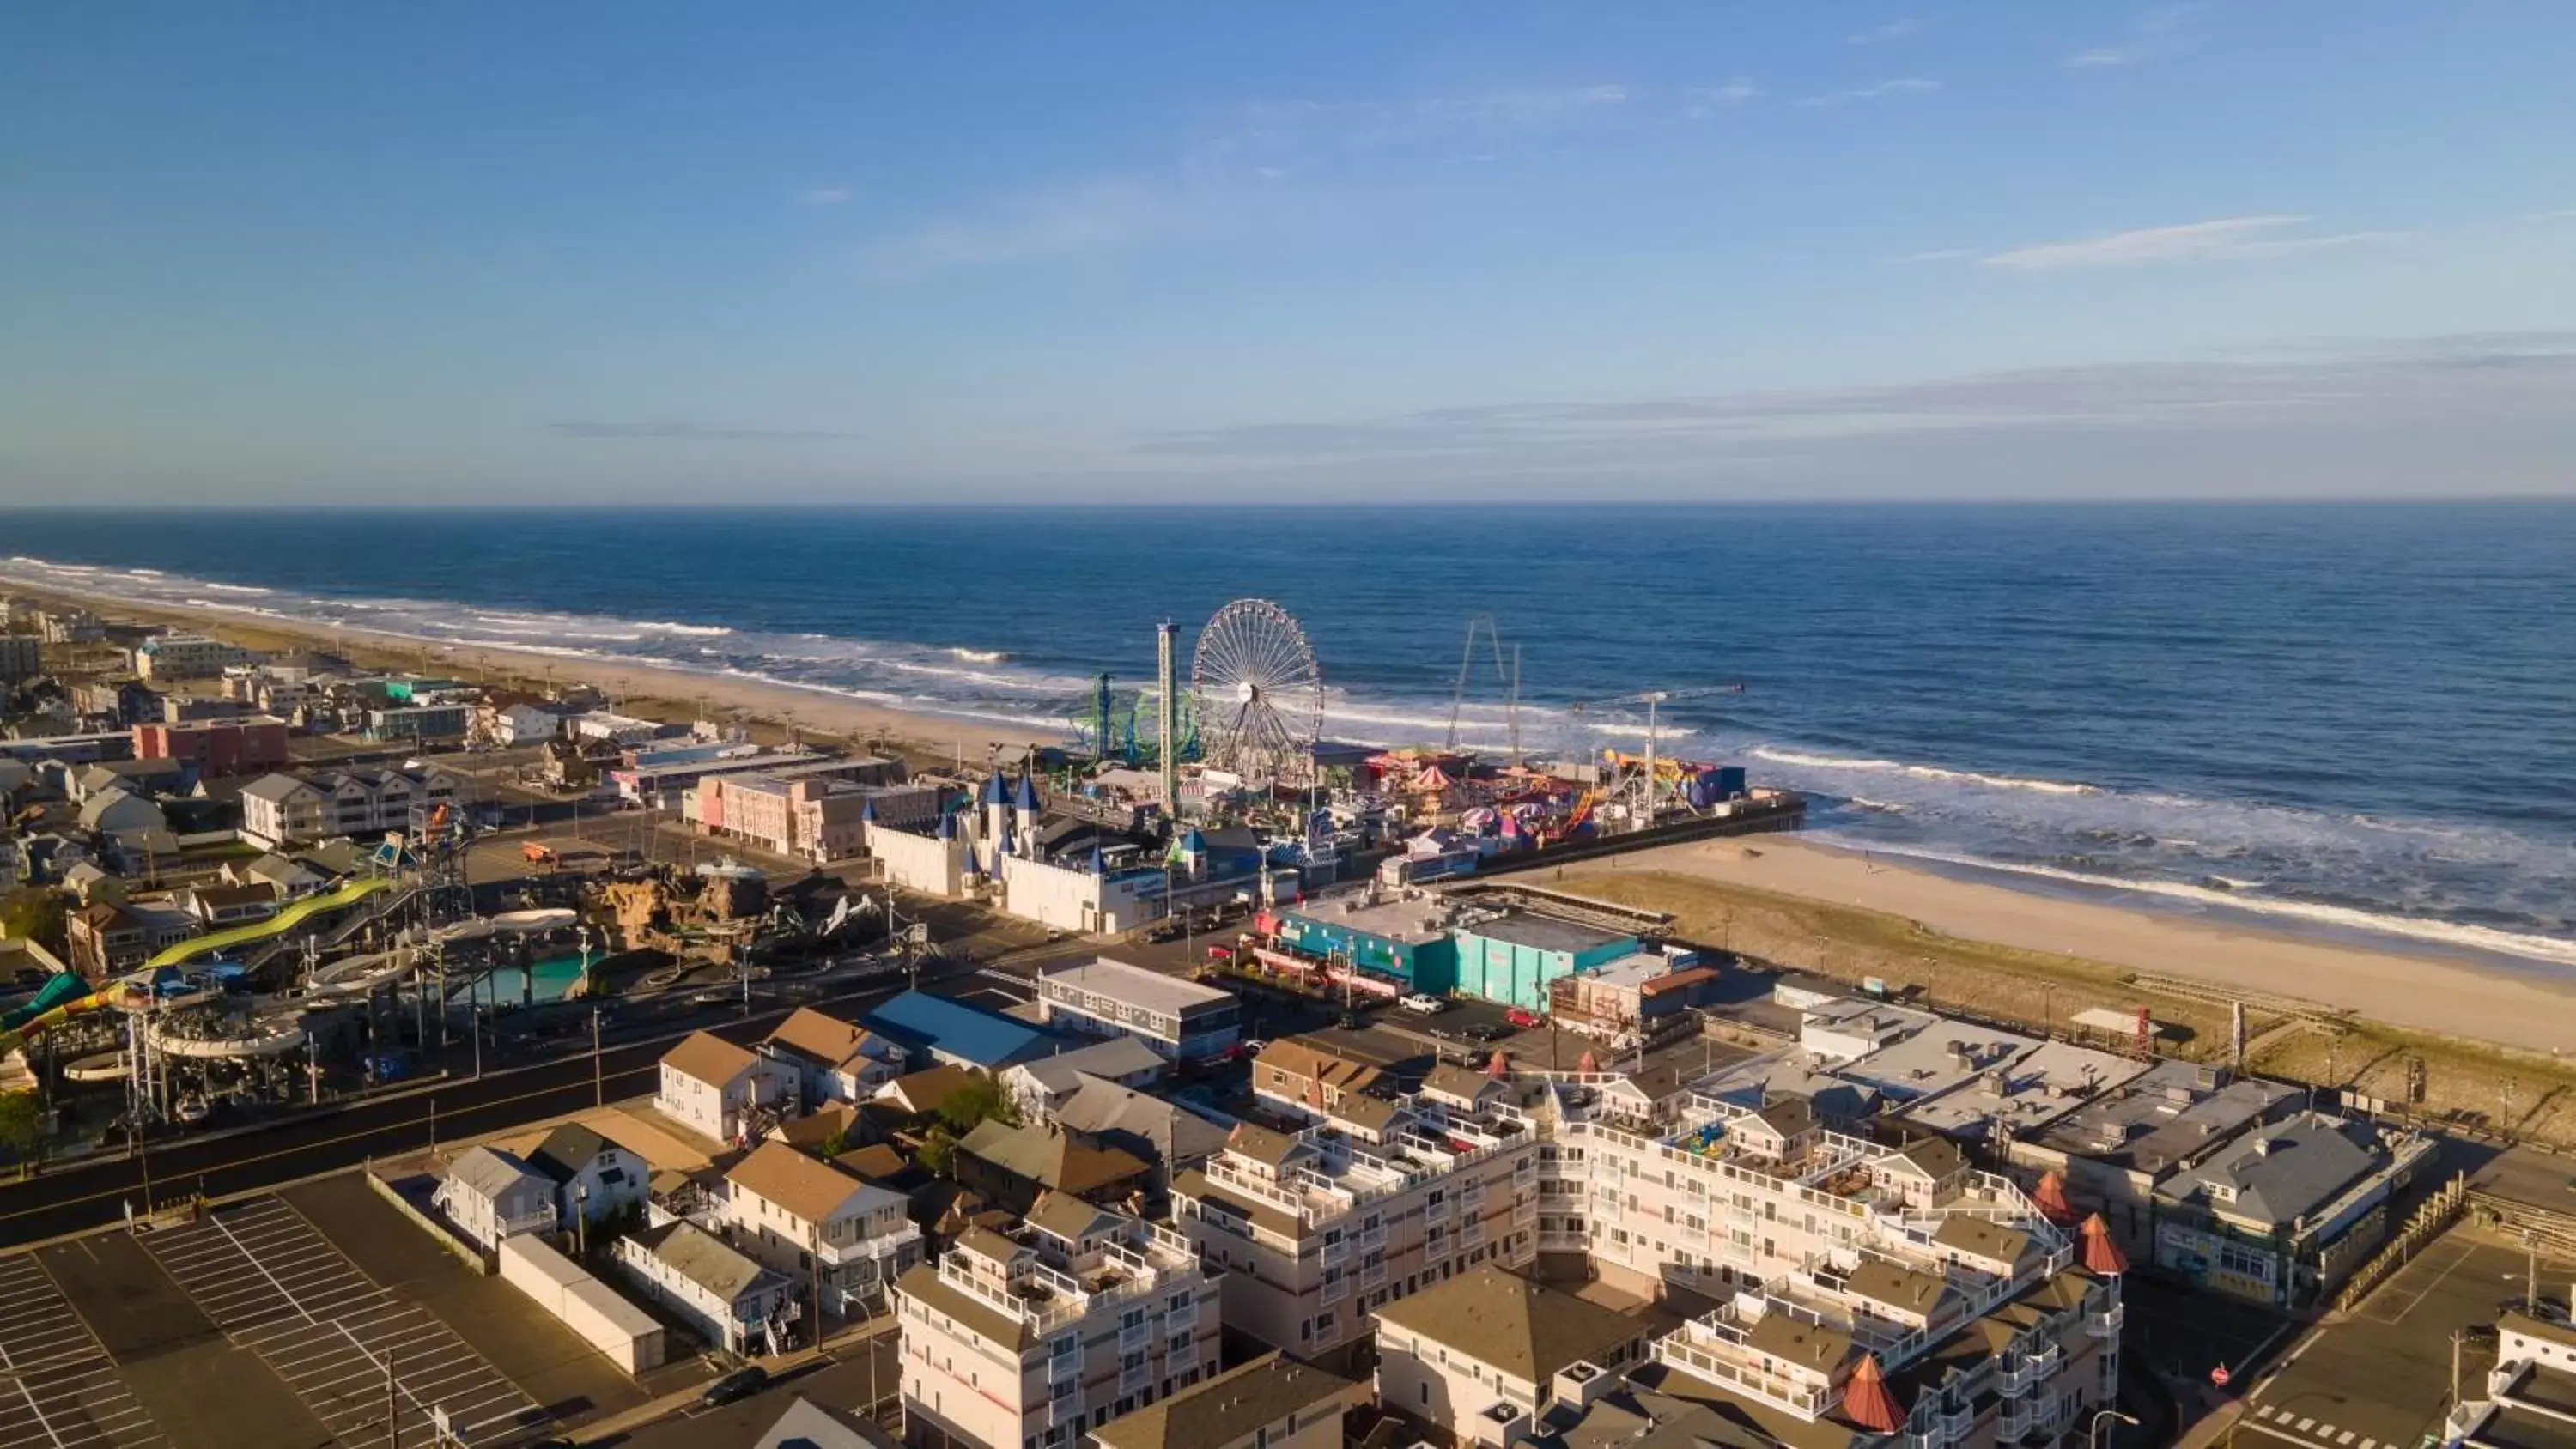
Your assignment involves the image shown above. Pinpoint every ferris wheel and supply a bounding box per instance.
[1192,598,1325,786]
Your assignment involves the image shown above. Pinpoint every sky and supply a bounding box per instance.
[3,2,2573,505]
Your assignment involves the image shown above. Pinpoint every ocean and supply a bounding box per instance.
[4,502,2571,967]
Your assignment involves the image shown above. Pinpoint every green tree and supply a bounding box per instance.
[0,1091,45,1167]
[936,1076,1016,1135]
[0,890,65,954]
[916,1125,956,1176]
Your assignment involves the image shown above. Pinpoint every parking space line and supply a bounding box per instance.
[133,1197,550,1449]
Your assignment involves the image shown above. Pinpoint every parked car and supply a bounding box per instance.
[1400,993,1449,1015]
[1505,1007,1545,1029]
[1206,943,1235,961]
[1145,921,1186,944]
[702,1366,770,1406]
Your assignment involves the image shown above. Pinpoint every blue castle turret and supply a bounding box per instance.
[1088,843,1106,876]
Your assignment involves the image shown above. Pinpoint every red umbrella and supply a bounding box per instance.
[2079,1212,2129,1276]
[1576,1048,1600,1075]
[1486,1049,1510,1078]
[1841,1353,1905,1434]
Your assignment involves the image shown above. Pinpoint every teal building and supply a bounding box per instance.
[1449,910,1642,1012]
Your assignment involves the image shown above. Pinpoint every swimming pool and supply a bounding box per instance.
[455,955,588,1006]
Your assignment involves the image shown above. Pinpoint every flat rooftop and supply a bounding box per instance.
[1279,890,1453,945]
[1459,909,1632,956]
[1899,1040,2150,1139]
[2027,1059,2296,1178]
[1834,1020,2041,1102]
[1042,956,1236,1016]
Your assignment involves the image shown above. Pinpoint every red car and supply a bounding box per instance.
[1505,1008,1544,1030]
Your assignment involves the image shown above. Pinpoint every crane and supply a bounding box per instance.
[1566,683,1747,830]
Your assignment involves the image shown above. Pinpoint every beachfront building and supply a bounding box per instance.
[1269,889,1461,996]
[2148,1110,2436,1307]
[1370,1268,1653,1446]
[1447,907,1643,1013]
[1036,957,1241,1064]
[721,1141,924,1313]
[365,701,472,745]
[2005,1059,2300,1261]
[134,634,255,682]
[656,1030,796,1145]
[891,1196,1220,1449]
[1168,1086,1541,1361]
[1546,1076,2123,1446]
[133,715,291,776]
[1089,1353,1365,1449]
[999,852,1172,937]
[1546,949,1716,1051]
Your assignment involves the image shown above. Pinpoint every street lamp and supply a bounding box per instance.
[2091,1409,2138,1449]
[575,1182,590,1258]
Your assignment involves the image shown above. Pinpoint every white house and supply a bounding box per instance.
[611,1219,798,1356]
[1370,1269,1651,1447]
[722,1141,923,1313]
[656,1030,793,1145]
[525,1122,650,1227]
[762,1008,904,1106]
[434,1146,559,1251]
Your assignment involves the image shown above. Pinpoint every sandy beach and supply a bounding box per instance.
[1627,834,2576,1056]
[14,582,1051,771]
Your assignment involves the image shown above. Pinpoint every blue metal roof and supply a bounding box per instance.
[863,991,1059,1069]
[1013,772,1041,812]
[1087,843,1106,875]
[981,771,1007,806]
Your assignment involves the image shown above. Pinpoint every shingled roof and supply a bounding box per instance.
[1372,1269,1646,1385]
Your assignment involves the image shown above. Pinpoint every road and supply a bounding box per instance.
[0,971,944,1246]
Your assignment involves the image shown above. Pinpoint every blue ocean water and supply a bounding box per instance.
[5,502,2572,965]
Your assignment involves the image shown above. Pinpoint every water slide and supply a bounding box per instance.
[2,971,92,1030]
[145,877,397,971]
[0,980,138,1060]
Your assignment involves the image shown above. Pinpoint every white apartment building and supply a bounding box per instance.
[763,1007,907,1105]
[722,1141,924,1313]
[135,634,254,681]
[1168,1088,1541,1359]
[1036,957,1241,1064]
[1545,1076,2120,1446]
[613,1219,799,1356]
[237,767,457,848]
[894,1195,1222,1449]
[656,1030,795,1145]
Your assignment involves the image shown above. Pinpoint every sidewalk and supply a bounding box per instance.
[563,1313,899,1446]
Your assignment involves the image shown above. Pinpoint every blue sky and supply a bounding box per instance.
[3,2,2572,504]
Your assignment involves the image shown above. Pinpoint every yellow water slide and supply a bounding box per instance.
[144,876,397,970]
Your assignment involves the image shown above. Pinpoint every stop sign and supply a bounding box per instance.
[2212,1365,2232,1387]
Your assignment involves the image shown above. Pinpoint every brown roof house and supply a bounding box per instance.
[952,1118,1153,1217]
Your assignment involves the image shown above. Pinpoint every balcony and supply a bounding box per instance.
[1999,1343,2062,1394]
[1119,1323,1152,1354]
[1121,1365,1151,1397]
[1167,1300,1198,1333]
[1937,1404,1975,1443]
[1358,1225,1388,1252]
[2089,1302,2125,1338]
[1998,1399,2039,1441]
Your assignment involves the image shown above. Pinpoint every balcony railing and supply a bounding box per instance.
[1652,1334,1830,1416]
[1119,1323,1152,1353]
[2090,1302,2125,1337]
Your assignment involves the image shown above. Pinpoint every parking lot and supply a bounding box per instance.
[0,1253,167,1449]
[2242,1230,2573,1449]
[141,1197,550,1448]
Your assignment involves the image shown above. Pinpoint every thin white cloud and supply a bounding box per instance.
[1795,77,1939,107]
[2066,2,2207,68]
[1685,79,1762,116]
[1575,84,1631,106]
[1896,247,1979,264]
[799,187,853,207]
[863,179,1184,277]
[1983,215,2328,269]
[1847,17,1928,45]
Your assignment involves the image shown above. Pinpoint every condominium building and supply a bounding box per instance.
[134,715,290,776]
[721,1141,924,1313]
[1168,1086,1541,1360]
[236,767,457,848]
[0,634,39,682]
[893,1195,1221,1449]
[1036,958,1241,1064]
[1540,1075,2121,1445]
[134,634,254,681]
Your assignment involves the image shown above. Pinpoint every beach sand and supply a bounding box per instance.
[16,583,1048,770]
[27,579,2576,1060]
[1621,835,2576,1056]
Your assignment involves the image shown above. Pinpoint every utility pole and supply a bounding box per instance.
[428,1098,437,1155]
[809,1224,826,1351]
[591,1008,604,1108]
